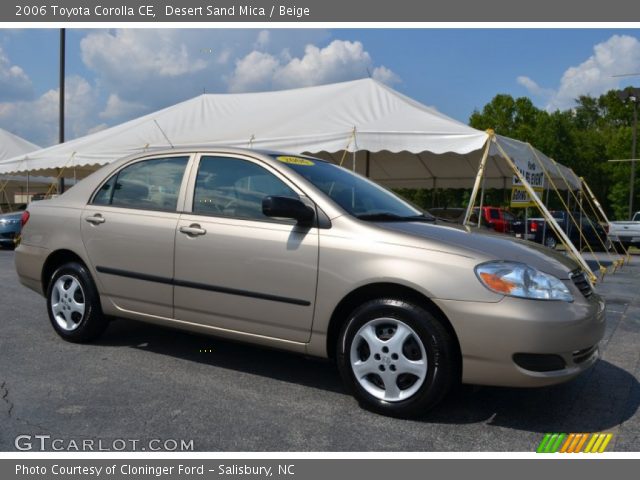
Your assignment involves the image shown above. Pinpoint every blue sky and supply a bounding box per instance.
[1,28,640,147]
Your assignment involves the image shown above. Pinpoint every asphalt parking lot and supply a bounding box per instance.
[1,249,639,452]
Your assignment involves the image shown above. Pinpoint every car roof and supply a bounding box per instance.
[122,145,329,163]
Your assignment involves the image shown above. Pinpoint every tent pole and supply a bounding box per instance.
[528,145,606,276]
[541,187,550,245]
[26,171,30,205]
[463,132,492,226]
[493,137,596,283]
[582,176,629,266]
[477,175,486,228]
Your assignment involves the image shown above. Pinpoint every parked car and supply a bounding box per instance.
[513,210,611,251]
[428,206,522,235]
[474,206,520,234]
[15,148,605,417]
[0,209,25,249]
[609,211,640,249]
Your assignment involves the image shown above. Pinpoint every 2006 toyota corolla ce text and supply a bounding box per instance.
[15,147,605,417]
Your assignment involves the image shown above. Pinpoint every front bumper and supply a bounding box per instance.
[434,292,606,387]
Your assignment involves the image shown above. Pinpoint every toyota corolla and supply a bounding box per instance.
[15,147,605,417]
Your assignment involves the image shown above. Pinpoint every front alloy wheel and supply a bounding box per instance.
[337,298,457,418]
[350,318,428,402]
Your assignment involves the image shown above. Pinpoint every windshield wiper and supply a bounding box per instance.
[356,213,435,222]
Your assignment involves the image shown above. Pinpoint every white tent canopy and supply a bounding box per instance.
[0,79,580,189]
[0,128,39,160]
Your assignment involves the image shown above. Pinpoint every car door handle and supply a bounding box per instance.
[179,224,206,236]
[85,214,105,225]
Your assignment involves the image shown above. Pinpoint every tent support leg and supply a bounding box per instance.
[493,137,596,283]
[463,134,492,226]
[581,176,629,268]
[477,176,486,228]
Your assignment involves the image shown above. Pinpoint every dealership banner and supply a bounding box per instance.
[2,0,640,22]
[510,186,544,208]
[2,459,640,480]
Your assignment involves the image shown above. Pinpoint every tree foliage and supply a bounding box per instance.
[469,90,639,220]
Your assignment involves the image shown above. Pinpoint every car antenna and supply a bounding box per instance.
[153,119,174,148]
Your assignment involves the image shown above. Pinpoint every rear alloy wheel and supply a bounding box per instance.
[46,262,108,342]
[337,298,457,418]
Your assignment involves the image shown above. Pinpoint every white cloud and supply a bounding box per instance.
[0,46,33,101]
[228,51,280,93]
[516,75,554,99]
[216,48,231,65]
[1,30,394,146]
[81,29,207,80]
[519,35,640,110]
[100,94,146,120]
[254,30,270,50]
[0,75,100,146]
[77,29,330,114]
[372,66,401,85]
[228,40,400,92]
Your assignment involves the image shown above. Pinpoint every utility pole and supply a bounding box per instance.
[631,98,637,218]
[616,86,640,219]
[58,28,65,195]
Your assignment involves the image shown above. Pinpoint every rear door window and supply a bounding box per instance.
[92,157,189,212]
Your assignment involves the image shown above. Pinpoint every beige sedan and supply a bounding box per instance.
[15,147,605,417]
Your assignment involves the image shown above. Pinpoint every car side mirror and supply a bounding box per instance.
[262,196,314,224]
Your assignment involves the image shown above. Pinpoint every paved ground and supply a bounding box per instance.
[0,249,639,452]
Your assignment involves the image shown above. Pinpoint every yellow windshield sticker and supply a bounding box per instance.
[277,156,315,166]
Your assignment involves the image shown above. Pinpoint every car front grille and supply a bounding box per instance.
[0,232,16,240]
[570,270,593,298]
[573,345,597,364]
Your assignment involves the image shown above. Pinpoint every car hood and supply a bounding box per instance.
[374,220,580,279]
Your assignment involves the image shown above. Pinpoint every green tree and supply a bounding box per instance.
[469,90,639,220]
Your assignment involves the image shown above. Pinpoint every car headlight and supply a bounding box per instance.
[475,261,574,302]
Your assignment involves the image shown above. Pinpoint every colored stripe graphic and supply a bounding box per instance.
[598,434,613,453]
[584,434,598,453]
[537,433,613,453]
[573,433,589,453]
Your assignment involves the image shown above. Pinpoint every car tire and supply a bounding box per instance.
[544,236,557,249]
[337,298,457,418]
[46,262,108,343]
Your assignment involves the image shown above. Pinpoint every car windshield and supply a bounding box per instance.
[276,156,433,221]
